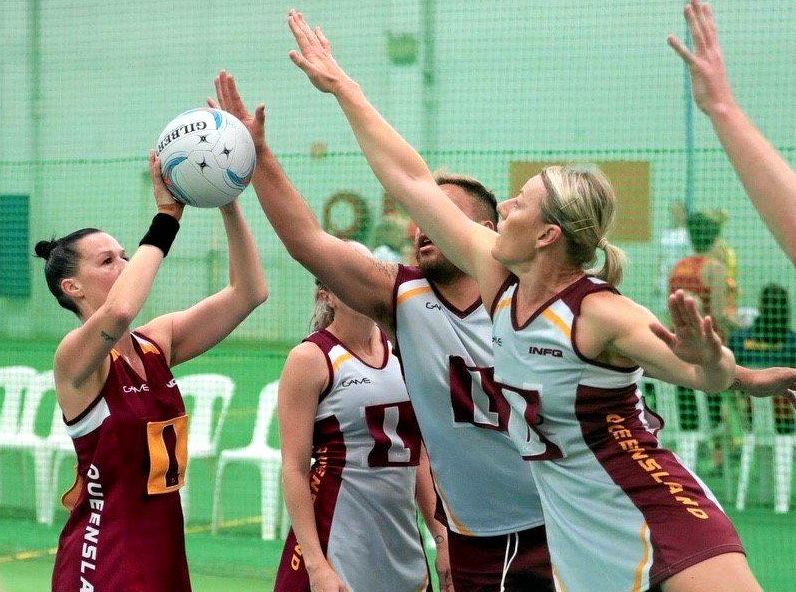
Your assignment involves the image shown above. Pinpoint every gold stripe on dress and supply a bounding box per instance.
[397,285,433,304]
[542,308,572,338]
[633,522,652,592]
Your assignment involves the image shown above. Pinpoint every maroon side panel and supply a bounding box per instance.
[575,383,744,586]
[274,416,346,592]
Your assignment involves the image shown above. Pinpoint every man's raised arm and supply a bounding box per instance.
[286,12,500,292]
[210,71,397,327]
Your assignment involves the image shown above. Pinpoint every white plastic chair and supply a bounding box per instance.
[642,377,715,471]
[25,370,62,525]
[735,397,794,514]
[40,399,77,525]
[211,381,288,540]
[176,373,235,520]
[0,366,39,446]
[0,368,59,523]
[0,366,39,502]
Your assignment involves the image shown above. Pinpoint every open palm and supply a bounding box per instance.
[651,290,724,368]
[208,71,266,158]
[287,10,354,95]
[667,0,735,115]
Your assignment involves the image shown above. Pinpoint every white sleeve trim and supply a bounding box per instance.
[65,397,110,438]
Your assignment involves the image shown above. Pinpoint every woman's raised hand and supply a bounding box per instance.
[288,10,354,95]
[668,0,736,116]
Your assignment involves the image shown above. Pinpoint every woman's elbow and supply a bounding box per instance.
[229,281,269,312]
[704,360,736,393]
[251,284,270,308]
[101,301,136,331]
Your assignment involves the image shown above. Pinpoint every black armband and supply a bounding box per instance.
[139,213,180,256]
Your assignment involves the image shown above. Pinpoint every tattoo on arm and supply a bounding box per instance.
[730,377,742,391]
[101,330,118,343]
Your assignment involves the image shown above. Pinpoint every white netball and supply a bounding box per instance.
[155,108,256,208]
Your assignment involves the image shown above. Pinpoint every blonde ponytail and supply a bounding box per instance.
[594,240,626,286]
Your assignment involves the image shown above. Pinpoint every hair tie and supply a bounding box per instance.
[597,237,608,250]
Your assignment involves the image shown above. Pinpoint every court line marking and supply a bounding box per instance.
[0,515,264,564]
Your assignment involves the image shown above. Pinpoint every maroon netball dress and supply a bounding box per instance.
[52,331,191,592]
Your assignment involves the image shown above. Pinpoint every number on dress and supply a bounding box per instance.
[146,414,189,494]
[500,384,563,461]
[449,356,511,431]
[364,401,421,467]
[449,356,562,460]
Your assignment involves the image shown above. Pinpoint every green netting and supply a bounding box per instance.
[1,0,795,590]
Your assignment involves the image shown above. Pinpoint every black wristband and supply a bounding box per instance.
[139,213,180,256]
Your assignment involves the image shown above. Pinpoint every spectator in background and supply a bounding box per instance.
[658,202,739,302]
[730,284,796,433]
[669,211,739,466]
[669,210,738,341]
[707,209,739,293]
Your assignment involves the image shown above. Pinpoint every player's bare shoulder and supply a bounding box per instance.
[579,290,652,345]
[54,330,112,419]
[282,340,331,395]
[582,289,652,325]
[578,290,645,367]
[54,328,110,385]
[286,340,327,368]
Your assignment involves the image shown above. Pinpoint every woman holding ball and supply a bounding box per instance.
[42,151,268,592]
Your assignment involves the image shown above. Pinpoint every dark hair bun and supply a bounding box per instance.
[34,239,57,259]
